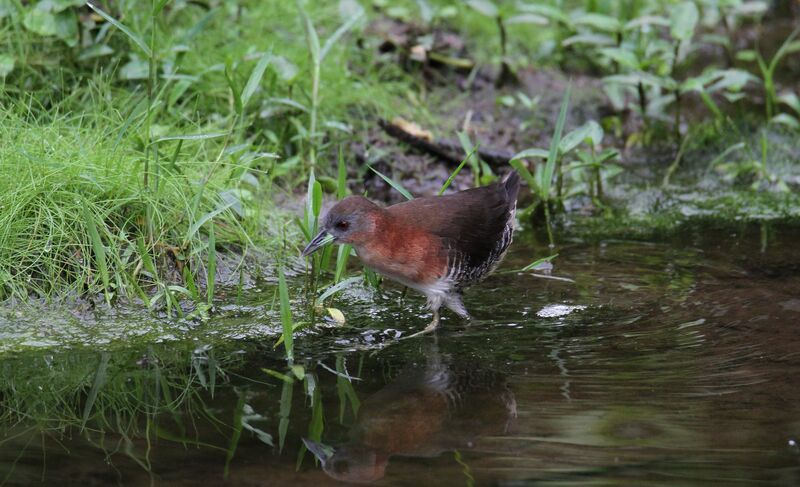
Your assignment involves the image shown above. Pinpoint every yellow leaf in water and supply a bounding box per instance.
[327,307,346,325]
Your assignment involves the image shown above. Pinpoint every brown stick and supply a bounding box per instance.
[377,119,513,167]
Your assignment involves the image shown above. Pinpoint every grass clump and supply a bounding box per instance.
[0,101,251,305]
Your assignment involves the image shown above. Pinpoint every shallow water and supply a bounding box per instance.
[2,223,800,486]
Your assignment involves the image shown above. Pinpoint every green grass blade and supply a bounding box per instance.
[154,132,228,143]
[312,180,323,219]
[439,147,476,195]
[320,10,364,61]
[520,253,559,271]
[305,170,317,232]
[81,352,111,430]
[224,392,245,479]
[334,244,352,283]
[337,145,347,199]
[278,378,294,452]
[185,200,235,245]
[81,204,110,303]
[317,276,361,305]
[207,222,216,307]
[543,83,572,199]
[368,166,413,200]
[297,1,320,63]
[86,2,152,57]
[456,131,481,186]
[241,51,271,109]
[224,61,243,116]
[278,266,294,362]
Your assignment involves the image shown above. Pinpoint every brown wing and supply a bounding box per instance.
[385,172,519,275]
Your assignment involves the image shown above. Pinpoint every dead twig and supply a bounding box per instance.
[377,119,513,168]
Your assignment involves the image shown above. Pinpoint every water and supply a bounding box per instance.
[1,223,800,486]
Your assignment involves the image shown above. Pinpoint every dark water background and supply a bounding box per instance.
[2,223,799,486]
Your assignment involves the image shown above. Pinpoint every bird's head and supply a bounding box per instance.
[302,196,380,257]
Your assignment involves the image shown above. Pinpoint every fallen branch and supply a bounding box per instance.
[377,118,513,167]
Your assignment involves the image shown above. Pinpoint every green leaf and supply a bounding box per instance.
[466,0,498,17]
[771,113,800,130]
[507,13,548,25]
[736,49,757,62]
[337,146,347,199]
[23,9,57,36]
[624,15,669,30]
[572,120,605,147]
[241,51,271,109]
[438,148,474,195]
[312,180,323,218]
[86,2,152,57]
[509,159,538,193]
[573,13,621,33]
[278,266,294,362]
[224,61,243,116]
[562,33,616,47]
[707,69,756,93]
[778,92,800,116]
[119,57,148,80]
[81,352,110,430]
[521,254,558,271]
[207,222,216,306]
[511,148,549,160]
[81,204,110,302]
[733,1,768,18]
[42,0,84,12]
[559,122,597,154]
[320,9,364,61]
[598,47,639,69]
[267,54,299,81]
[53,9,78,46]
[0,54,14,77]
[670,2,699,42]
[153,0,171,15]
[541,83,571,199]
[297,1,320,64]
[185,200,236,244]
[368,166,413,200]
[517,3,570,25]
[154,132,227,143]
[334,244,351,283]
[78,44,114,61]
[317,276,361,305]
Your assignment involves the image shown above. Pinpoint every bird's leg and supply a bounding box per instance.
[405,309,440,339]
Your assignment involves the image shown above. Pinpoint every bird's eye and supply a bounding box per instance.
[335,220,349,231]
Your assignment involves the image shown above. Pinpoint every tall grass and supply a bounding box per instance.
[0,0,382,304]
[0,100,246,304]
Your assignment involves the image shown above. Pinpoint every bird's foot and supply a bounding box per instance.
[403,312,440,339]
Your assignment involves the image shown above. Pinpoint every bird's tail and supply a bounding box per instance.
[502,170,520,205]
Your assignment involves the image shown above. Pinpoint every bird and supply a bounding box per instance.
[302,170,520,335]
[303,343,517,483]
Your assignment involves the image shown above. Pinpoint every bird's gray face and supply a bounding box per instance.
[301,196,379,257]
[303,439,388,483]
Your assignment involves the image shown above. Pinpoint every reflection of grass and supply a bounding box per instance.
[0,344,245,475]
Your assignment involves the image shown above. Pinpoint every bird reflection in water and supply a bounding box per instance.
[304,344,517,483]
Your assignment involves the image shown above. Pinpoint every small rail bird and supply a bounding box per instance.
[302,171,520,335]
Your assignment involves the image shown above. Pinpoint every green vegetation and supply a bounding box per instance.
[0,0,798,331]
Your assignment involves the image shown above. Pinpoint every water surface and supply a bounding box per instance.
[2,223,799,486]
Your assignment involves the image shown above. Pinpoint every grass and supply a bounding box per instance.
[0,0,405,305]
[0,0,798,326]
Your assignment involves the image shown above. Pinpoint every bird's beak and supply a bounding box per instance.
[302,229,335,257]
